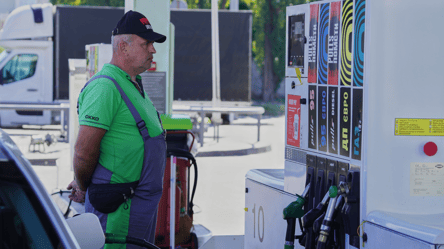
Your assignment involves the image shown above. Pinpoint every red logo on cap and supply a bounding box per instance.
[140,18,150,25]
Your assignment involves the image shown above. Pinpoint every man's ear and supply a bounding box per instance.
[119,40,127,54]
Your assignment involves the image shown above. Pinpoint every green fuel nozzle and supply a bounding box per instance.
[283,183,311,220]
[283,195,306,220]
[283,183,311,249]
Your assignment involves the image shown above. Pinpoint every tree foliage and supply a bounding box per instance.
[50,0,124,7]
[184,0,309,100]
[253,0,305,98]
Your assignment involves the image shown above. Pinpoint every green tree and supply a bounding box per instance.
[183,0,251,10]
[183,0,210,9]
[50,0,79,5]
[183,0,311,101]
[252,0,309,101]
[50,0,124,7]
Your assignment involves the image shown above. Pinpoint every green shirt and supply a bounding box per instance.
[78,64,163,183]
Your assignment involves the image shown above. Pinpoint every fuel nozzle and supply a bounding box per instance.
[316,182,349,249]
[283,183,311,249]
[301,190,330,229]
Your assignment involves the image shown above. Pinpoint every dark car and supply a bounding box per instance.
[0,128,103,249]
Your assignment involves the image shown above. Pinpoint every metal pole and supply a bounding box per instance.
[257,114,261,142]
[64,109,69,142]
[230,0,239,11]
[170,156,176,249]
[200,110,205,147]
[211,0,221,107]
[61,110,65,138]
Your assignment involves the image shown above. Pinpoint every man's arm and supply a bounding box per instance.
[74,125,107,191]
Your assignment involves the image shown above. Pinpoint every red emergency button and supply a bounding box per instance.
[424,142,438,156]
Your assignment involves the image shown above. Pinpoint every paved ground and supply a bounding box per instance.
[191,115,285,235]
[3,114,286,236]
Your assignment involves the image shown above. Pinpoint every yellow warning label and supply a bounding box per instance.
[295,68,303,85]
[395,119,444,136]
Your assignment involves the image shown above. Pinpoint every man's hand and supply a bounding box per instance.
[67,180,86,203]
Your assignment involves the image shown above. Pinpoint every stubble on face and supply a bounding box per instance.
[127,35,154,75]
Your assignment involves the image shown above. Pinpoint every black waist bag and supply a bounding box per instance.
[88,181,139,214]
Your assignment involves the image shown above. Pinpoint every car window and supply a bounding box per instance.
[0,181,56,248]
[0,159,64,249]
[2,54,38,85]
[0,194,33,248]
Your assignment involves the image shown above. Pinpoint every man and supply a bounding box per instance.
[67,10,167,248]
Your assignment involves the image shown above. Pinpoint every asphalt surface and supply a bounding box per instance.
[3,114,285,236]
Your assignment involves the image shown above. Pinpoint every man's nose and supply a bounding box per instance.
[149,44,156,53]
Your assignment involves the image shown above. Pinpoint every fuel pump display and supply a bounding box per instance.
[288,14,306,70]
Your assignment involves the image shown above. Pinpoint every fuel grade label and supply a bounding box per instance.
[411,162,444,196]
[395,119,444,136]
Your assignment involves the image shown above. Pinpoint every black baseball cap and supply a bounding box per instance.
[112,10,166,43]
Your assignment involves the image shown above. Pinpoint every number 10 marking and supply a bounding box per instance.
[252,204,265,242]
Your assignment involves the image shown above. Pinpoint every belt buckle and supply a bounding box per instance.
[137,120,147,135]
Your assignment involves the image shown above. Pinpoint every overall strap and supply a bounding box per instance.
[77,75,150,140]
[156,111,165,131]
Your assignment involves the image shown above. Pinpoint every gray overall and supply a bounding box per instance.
[81,75,166,248]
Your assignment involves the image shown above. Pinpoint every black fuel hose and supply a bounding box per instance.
[51,190,72,196]
[189,157,198,216]
[284,218,296,247]
[51,190,74,218]
[105,233,160,249]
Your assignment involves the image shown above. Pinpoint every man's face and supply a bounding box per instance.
[126,35,156,74]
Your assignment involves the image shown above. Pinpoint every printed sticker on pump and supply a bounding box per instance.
[395,119,444,136]
[411,163,444,196]
[287,95,302,147]
[308,4,319,83]
[308,86,317,149]
[318,3,330,85]
[328,1,341,86]
[328,87,338,154]
[318,86,328,152]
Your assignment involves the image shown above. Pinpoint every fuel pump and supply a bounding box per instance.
[246,0,444,248]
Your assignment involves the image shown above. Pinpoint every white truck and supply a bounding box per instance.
[0,3,123,127]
